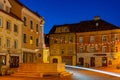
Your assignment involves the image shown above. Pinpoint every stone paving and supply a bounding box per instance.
[0,75,73,80]
[94,66,120,74]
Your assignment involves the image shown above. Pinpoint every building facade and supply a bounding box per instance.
[49,25,76,66]
[9,0,45,63]
[0,0,23,68]
[76,17,120,68]
[49,16,120,68]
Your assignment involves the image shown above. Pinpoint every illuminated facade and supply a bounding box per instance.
[9,0,45,63]
[49,16,120,67]
[0,0,23,68]
[49,25,76,66]
[76,16,120,67]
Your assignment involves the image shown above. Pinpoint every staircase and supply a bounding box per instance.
[11,63,72,78]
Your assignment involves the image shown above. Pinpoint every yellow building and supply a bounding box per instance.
[49,25,76,66]
[0,0,23,68]
[9,0,45,63]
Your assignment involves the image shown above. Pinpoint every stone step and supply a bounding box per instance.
[60,71,73,77]
[11,72,40,77]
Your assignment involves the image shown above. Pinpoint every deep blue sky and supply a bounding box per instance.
[20,0,120,34]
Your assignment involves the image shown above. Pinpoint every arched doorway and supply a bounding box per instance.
[53,58,58,63]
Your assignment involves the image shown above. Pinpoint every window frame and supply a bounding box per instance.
[6,21,11,30]
[14,24,18,33]
[0,17,2,27]
[23,34,27,43]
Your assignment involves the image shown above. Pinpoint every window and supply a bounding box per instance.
[102,35,107,41]
[79,37,83,43]
[0,56,6,65]
[115,47,118,52]
[7,39,10,48]
[23,17,27,26]
[36,24,39,32]
[14,24,18,33]
[0,37,1,46]
[0,3,3,10]
[103,46,107,53]
[90,36,94,43]
[69,48,73,54]
[61,36,65,44]
[61,49,64,54]
[6,6,10,13]
[30,36,33,44]
[23,34,26,43]
[53,49,57,54]
[64,27,67,32]
[36,38,39,47]
[59,28,62,33]
[80,48,83,53]
[30,20,33,29]
[91,47,95,53]
[6,21,11,30]
[115,34,118,41]
[0,17,2,27]
[69,36,73,43]
[14,40,18,49]
[54,37,57,44]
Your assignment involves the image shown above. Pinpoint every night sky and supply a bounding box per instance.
[20,0,120,34]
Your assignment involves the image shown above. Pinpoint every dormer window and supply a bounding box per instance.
[0,0,11,13]
[64,27,67,32]
[6,6,10,13]
[0,3,3,10]
[96,22,99,26]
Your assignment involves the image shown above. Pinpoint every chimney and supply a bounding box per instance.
[94,16,100,21]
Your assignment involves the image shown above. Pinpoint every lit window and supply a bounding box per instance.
[30,36,33,44]
[0,56,6,65]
